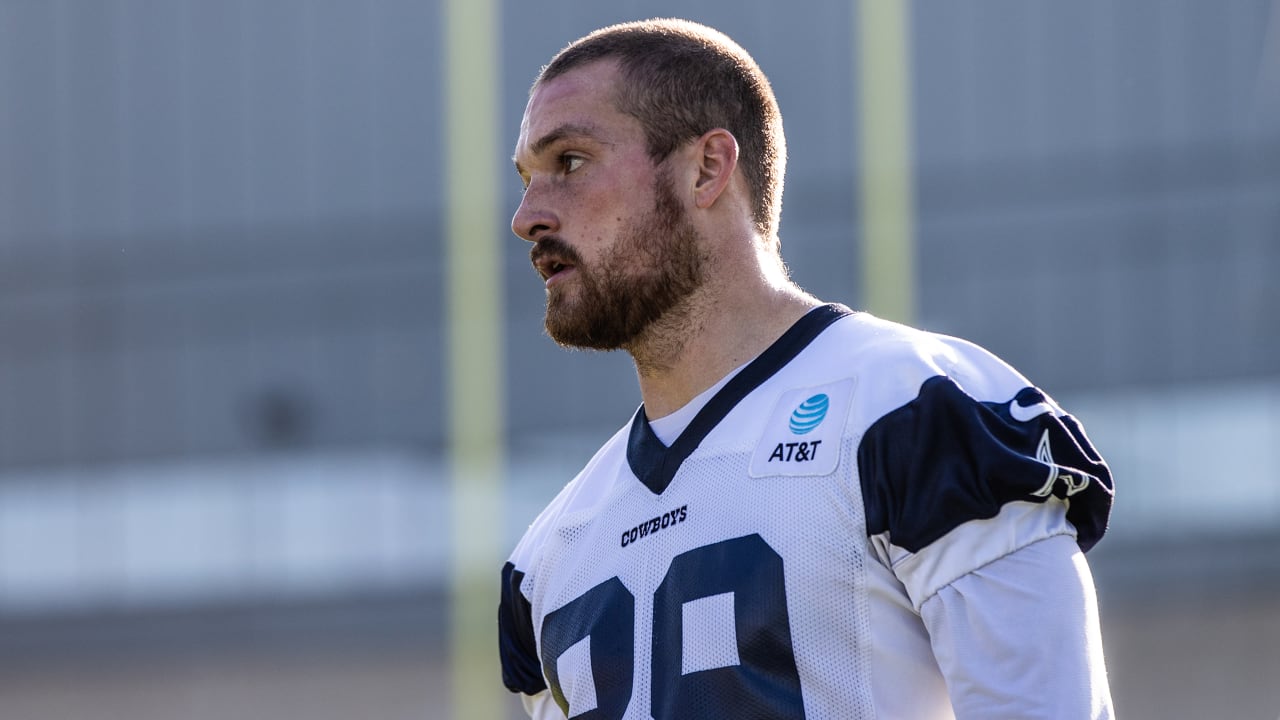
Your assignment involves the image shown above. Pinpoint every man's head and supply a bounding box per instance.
[536,18,786,243]
[512,20,786,353]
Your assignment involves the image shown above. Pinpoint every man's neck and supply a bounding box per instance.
[628,284,821,420]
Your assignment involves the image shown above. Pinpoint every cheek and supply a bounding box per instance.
[562,170,652,248]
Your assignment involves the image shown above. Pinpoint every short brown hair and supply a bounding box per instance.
[537,19,787,243]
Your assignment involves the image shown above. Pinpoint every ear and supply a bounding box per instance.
[691,129,739,210]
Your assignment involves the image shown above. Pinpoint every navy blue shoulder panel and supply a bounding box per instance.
[499,561,547,696]
[627,303,855,494]
[858,376,1114,553]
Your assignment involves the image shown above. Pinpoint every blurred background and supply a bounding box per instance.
[1,0,1278,718]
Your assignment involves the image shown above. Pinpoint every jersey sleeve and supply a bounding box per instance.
[499,561,548,698]
[857,371,1114,611]
[920,534,1114,718]
[853,327,1115,714]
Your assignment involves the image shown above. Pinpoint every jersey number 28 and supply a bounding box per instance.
[539,534,806,718]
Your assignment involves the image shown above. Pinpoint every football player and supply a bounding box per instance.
[501,18,1114,719]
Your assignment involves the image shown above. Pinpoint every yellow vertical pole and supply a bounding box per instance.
[857,0,917,324]
[444,0,503,717]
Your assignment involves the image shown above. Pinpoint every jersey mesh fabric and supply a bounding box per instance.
[518,438,880,718]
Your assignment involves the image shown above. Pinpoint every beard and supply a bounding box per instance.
[538,167,706,351]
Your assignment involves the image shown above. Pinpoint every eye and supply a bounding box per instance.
[560,154,585,174]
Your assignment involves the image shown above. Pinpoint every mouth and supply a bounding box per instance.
[542,259,573,280]
[531,242,580,285]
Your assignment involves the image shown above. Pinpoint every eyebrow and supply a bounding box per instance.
[513,122,605,174]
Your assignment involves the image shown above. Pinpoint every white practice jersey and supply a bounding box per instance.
[499,305,1114,719]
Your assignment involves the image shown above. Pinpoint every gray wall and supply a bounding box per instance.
[2,0,447,468]
[912,2,1280,389]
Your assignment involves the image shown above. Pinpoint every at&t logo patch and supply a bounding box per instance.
[749,379,855,478]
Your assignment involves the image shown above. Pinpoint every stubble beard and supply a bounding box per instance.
[542,167,706,352]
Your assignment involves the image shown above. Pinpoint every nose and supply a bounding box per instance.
[511,182,559,243]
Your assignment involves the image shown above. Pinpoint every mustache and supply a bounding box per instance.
[530,237,584,269]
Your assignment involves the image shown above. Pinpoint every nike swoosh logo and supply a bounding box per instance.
[1010,397,1054,423]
